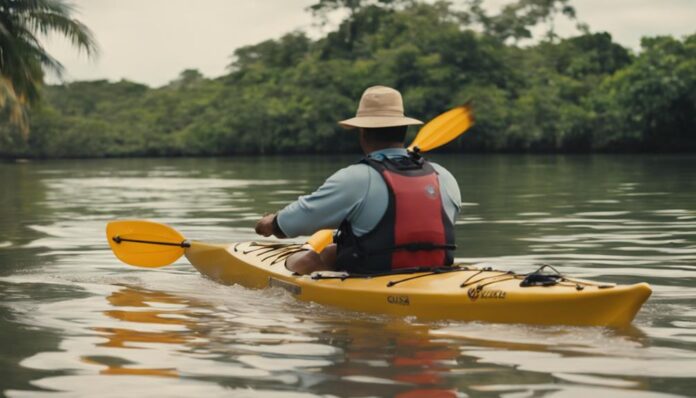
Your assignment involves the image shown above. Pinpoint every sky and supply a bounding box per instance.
[44,0,696,87]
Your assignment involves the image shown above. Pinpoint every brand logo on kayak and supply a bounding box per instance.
[387,295,410,306]
[467,288,506,301]
[269,277,301,295]
[424,184,437,199]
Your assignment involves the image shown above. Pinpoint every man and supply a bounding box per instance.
[256,85,461,274]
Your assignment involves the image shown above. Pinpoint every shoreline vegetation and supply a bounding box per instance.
[1,0,695,159]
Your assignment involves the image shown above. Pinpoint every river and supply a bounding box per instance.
[1,155,695,397]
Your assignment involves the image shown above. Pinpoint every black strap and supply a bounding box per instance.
[272,215,287,238]
[362,151,425,172]
[311,265,469,280]
[382,155,423,170]
[519,264,564,287]
[112,236,190,248]
[365,242,456,255]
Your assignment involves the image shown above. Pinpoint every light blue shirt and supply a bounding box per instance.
[277,148,461,238]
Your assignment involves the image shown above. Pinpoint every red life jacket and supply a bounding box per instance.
[335,154,456,274]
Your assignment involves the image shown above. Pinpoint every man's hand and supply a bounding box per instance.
[255,213,286,238]
[255,213,276,237]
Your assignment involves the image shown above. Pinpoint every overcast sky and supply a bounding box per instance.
[44,0,696,87]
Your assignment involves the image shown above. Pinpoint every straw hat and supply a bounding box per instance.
[339,86,423,129]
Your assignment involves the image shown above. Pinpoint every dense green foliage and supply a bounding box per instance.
[1,0,694,157]
[0,0,96,135]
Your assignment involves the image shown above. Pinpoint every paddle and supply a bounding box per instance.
[308,104,474,252]
[106,220,189,267]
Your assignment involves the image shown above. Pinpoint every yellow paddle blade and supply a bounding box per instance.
[408,105,474,152]
[306,229,334,253]
[106,220,188,268]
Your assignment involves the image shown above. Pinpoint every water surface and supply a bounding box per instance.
[1,155,695,397]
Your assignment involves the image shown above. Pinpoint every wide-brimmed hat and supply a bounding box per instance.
[339,85,423,129]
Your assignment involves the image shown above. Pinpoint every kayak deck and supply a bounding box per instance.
[184,241,652,328]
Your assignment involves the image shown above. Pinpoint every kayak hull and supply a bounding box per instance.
[185,241,651,328]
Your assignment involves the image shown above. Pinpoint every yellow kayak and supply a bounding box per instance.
[184,240,652,328]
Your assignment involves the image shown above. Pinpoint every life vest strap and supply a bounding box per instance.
[380,155,424,170]
[363,242,456,256]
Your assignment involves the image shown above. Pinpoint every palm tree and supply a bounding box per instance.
[0,0,97,135]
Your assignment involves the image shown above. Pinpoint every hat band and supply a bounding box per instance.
[355,109,405,117]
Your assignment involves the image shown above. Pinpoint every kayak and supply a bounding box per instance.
[184,240,652,328]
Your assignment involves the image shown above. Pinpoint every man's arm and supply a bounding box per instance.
[432,163,462,221]
[255,165,369,239]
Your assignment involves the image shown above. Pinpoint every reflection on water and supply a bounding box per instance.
[1,155,696,397]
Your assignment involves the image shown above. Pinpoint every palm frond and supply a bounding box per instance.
[13,24,65,73]
[0,0,97,137]
[25,10,97,56]
[4,0,73,15]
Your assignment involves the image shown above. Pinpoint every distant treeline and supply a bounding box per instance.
[1,0,695,158]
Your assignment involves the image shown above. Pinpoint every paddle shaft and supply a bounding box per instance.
[112,235,190,248]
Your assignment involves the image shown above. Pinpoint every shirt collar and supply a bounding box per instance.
[367,147,408,160]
